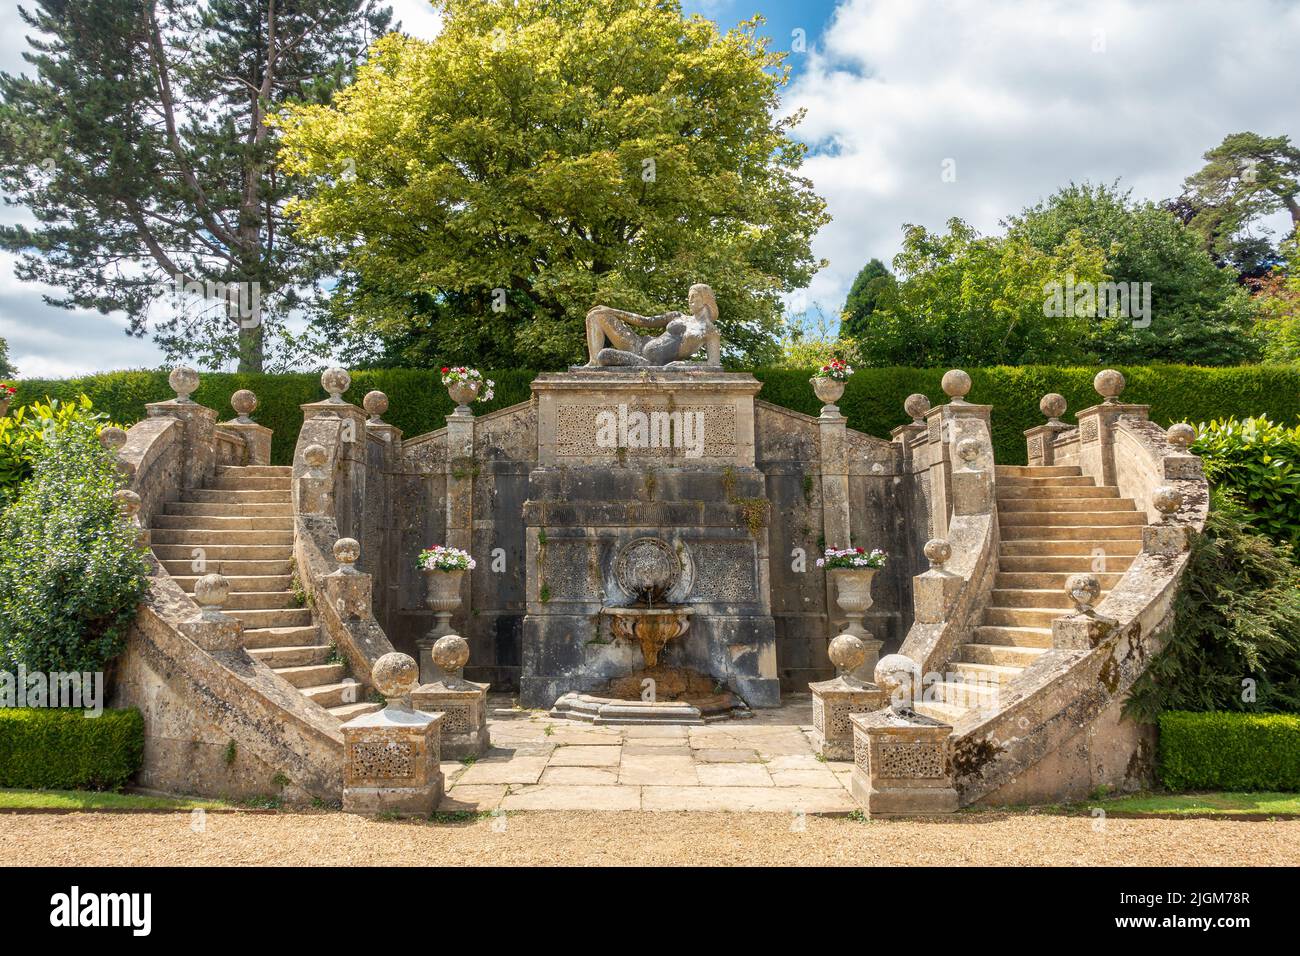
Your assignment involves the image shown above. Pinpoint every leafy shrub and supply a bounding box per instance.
[11,364,1300,465]
[0,708,144,790]
[1191,415,1300,555]
[1126,491,1300,720]
[0,414,148,673]
[0,395,116,500]
[1157,711,1300,792]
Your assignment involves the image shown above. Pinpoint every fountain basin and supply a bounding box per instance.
[602,605,693,668]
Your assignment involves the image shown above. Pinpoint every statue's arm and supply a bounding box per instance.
[588,305,674,330]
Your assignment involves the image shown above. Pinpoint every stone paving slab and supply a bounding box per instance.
[441,695,860,814]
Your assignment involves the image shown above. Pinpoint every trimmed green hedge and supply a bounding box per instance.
[0,708,144,790]
[1158,711,1300,791]
[12,364,1299,465]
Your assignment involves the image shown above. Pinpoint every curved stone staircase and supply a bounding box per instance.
[152,464,381,721]
[918,463,1142,723]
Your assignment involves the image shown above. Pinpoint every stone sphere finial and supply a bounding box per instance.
[321,367,351,404]
[363,390,389,424]
[333,537,361,572]
[1166,422,1196,451]
[1040,393,1067,426]
[432,634,471,674]
[193,573,230,611]
[231,389,258,423]
[1152,484,1183,521]
[941,369,972,403]
[99,426,128,453]
[874,653,922,712]
[828,633,867,677]
[371,652,420,701]
[1093,369,1125,404]
[1066,572,1101,614]
[923,537,952,571]
[904,393,931,425]
[113,488,141,518]
[303,444,328,471]
[168,366,200,403]
[956,437,982,467]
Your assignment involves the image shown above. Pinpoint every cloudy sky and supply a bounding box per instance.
[1,0,1298,377]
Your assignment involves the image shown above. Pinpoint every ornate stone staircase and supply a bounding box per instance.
[151,464,381,721]
[917,463,1142,722]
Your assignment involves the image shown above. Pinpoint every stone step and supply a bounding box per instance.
[182,488,291,504]
[983,606,1067,629]
[998,475,1097,487]
[221,591,304,611]
[996,570,1127,589]
[242,625,321,649]
[948,661,1024,686]
[171,574,293,593]
[151,528,295,546]
[997,485,1119,500]
[995,465,1083,478]
[990,587,1087,609]
[956,643,1048,668]
[215,465,292,478]
[996,556,1135,575]
[999,540,1141,558]
[328,701,384,721]
[248,644,333,668]
[273,663,347,689]
[153,544,292,562]
[928,679,1000,707]
[973,625,1054,648]
[913,700,970,722]
[164,501,293,518]
[1000,510,1144,528]
[997,497,1137,513]
[302,680,366,709]
[160,558,293,577]
[152,513,295,531]
[1000,524,1144,542]
[209,475,293,491]
[226,608,312,629]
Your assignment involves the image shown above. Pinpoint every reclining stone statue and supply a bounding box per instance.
[582,283,723,369]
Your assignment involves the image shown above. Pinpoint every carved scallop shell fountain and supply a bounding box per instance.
[601,537,693,667]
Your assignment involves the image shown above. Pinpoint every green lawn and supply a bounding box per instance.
[0,788,227,811]
[1090,791,1300,816]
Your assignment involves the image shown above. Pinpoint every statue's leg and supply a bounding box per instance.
[586,310,642,365]
[597,347,650,366]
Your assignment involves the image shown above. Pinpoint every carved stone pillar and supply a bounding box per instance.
[146,367,217,490]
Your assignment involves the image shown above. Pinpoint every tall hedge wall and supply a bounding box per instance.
[10,364,1299,466]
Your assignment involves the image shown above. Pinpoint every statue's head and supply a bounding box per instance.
[688,283,717,323]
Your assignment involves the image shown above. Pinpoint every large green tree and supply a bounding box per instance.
[274,0,829,369]
[0,336,14,378]
[0,0,391,372]
[839,258,894,342]
[1006,182,1257,365]
[1177,132,1300,273]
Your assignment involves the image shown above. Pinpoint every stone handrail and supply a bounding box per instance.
[291,381,396,693]
[952,381,1207,805]
[897,373,1000,676]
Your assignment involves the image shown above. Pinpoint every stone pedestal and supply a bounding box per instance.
[410,680,490,758]
[341,706,444,816]
[810,677,885,760]
[849,710,958,816]
[220,419,272,465]
[146,399,217,491]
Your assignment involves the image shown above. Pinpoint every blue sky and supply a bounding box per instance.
[2,0,1299,376]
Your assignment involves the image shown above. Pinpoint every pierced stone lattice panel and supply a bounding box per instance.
[826,700,855,737]
[554,404,737,459]
[438,703,473,735]
[1080,420,1100,443]
[877,741,946,779]
[349,740,414,780]
[689,541,760,602]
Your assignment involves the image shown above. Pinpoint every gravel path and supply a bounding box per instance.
[3,810,1297,866]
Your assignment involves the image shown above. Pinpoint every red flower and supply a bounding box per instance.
[441,367,449,373]
[856,547,864,553]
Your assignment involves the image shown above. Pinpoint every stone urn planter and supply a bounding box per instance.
[446,380,480,410]
[810,375,845,410]
[419,567,465,683]
[0,396,10,418]
[829,567,882,672]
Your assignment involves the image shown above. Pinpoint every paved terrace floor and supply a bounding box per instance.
[440,694,857,814]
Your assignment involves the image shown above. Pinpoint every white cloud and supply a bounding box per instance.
[783,0,1300,321]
